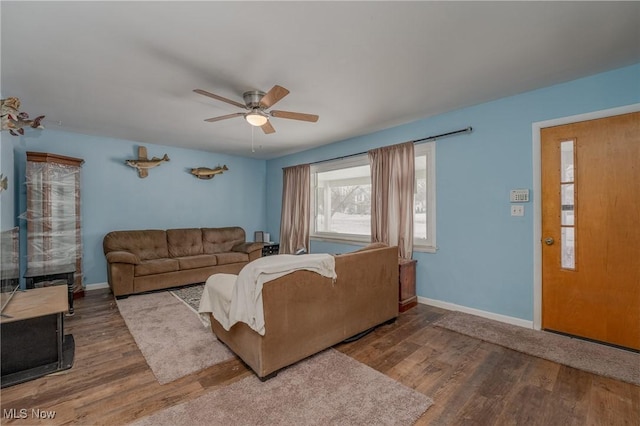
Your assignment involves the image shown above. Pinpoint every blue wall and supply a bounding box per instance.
[265,63,640,322]
[11,130,267,286]
[0,136,16,230]
[5,63,638,320]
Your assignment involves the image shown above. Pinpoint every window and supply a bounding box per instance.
[311,157,371,242]
[413,143,436,249]
[310,142,436,251]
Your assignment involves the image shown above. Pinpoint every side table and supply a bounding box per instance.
[398,258,417,312]
[0,285,75,388]
[25,263,76,315]
[262,243,280,257]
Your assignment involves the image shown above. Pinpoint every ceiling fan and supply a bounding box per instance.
[193,85,319,134]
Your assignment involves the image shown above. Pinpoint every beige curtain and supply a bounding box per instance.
[369,142,415,259]
[279,164,310,254]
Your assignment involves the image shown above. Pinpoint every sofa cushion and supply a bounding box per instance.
[215,252,250,265]
[104,229,169,260]
[105,250,140,265]
[167,228,203,257]
[202,227,246,254]
[176,254,218,270]
[135,258,179,276]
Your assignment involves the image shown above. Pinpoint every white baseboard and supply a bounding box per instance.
[85,282,110,291]
[83,284,532,328]
[418,296,533,329]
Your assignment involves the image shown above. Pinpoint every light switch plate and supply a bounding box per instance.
[511,205,525,216]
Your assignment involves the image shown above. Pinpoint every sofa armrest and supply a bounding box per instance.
[232,242,263,254]
[106,250,141,265]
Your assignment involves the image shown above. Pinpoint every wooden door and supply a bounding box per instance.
[541,112,639,350]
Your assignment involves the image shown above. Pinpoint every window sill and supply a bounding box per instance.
[311,235,438,253]
[413,245,437,254]
[310,235,370,246]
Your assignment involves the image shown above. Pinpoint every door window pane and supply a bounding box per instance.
[560,139,576,270]
[560,140,574,182]
[561,227,575,269]
[561,184,574,226]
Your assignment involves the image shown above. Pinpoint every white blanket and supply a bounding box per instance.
[199,254,337,336]
[198,273,237,327]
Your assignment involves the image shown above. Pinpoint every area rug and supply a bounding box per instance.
[116,291,234,384]
[170,283,205,313]
[433,311,640,386]
[130,348,433,426]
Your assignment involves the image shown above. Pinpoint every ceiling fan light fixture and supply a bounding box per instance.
[245,111,268,127]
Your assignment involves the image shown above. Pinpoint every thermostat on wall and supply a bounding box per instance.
[510,189,529,203]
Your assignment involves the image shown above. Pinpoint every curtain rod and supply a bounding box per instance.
[307,126,472,166]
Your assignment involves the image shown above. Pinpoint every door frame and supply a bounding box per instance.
[531,103,640,331]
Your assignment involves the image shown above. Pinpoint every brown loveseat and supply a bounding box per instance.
[103,227,262,297]
[203,244,399,380]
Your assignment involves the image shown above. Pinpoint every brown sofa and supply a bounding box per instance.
[103,227,262,297]
[205,244,399,380]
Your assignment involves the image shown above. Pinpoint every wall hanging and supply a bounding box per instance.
[0,174,7,193]
[125,146,170,178]
[190,165,229,180]
[1,97,45,136]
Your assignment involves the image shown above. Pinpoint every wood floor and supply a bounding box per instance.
[1,289,638,425]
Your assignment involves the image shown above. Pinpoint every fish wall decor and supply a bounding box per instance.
[1,97,45,136]
[190,165,229,180]
[125,146,170,178]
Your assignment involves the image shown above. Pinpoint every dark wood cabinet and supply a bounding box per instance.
[398,258,417,312]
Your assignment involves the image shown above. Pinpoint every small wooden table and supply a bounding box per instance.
[25,263,76,315]
[0,286,75,388]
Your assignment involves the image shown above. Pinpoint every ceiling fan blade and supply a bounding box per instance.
[204,112,245,123]
[194,89,247,110]
[261,120,276,134]
[259,85,290,109]
[270,110,319,123]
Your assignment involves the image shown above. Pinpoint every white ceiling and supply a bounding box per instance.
[2,2,639,159]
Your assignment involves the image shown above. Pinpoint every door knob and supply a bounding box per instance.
[544,237,554,245]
